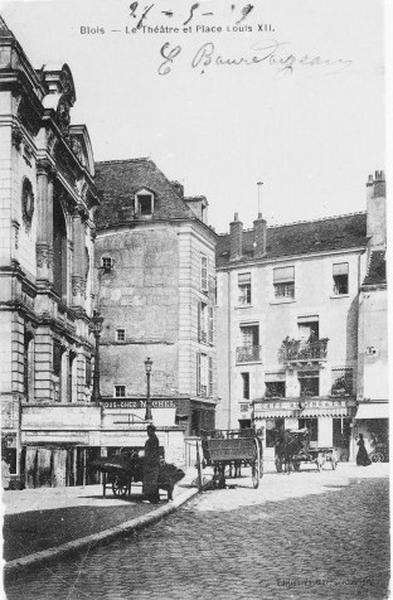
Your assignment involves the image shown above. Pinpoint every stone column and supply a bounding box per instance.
[36,160,55,283]
[72,208,86,308]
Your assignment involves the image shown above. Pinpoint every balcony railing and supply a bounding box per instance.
[280,338,329,363]
[236,345,261,363]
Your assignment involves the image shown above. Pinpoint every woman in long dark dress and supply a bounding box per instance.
[356,433,371,466]
[143,424,161,503]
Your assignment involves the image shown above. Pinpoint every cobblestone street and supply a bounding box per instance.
[5,464,389,600]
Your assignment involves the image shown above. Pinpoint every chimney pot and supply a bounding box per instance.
[254,215,267,258]
[366,168,386,248]
[229,215,243,261]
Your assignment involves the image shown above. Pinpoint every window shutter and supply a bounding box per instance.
[208,356,213,396]
[201,256,208,291]
[273,266,294,283]
[196,353,201,395]
[333,263,349,275]
[197,302,201,342]
[208,306,214,344]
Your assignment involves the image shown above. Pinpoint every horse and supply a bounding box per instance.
[274,428,309,474]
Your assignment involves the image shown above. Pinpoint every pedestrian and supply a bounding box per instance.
[143,424,161,503]
[356,433,371,466]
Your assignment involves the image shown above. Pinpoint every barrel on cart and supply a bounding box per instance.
[200,429,263,489]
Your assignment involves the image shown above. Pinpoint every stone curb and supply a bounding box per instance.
[4,479,211,575]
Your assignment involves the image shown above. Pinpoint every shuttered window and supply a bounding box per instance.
[201,256,208,292]
[208,356,213,396]
[273,266,295,298]
[208,306,214,344]
[238,272,251,305]
[332,262,349,295]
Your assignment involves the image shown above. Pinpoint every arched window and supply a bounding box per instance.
[53,199,67,299]
[68,351,77,402]
[24,331,35,401]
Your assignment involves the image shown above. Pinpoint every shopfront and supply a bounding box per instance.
[253,397,357,465]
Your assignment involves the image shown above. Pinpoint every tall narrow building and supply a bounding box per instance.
[94,159,217,460]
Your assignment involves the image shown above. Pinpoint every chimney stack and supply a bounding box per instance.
[366,170,386,248]
[171,180,184,198]
[253,212,267,258]
[229,212,243,261]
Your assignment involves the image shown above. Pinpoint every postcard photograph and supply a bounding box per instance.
[0,0,389,599]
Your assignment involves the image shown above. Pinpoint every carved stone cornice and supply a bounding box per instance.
[36,158,57,180]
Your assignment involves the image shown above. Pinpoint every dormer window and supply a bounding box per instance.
[135,189,154,217]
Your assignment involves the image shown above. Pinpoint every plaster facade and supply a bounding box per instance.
[94,159,218,443]
[215,172,388,466]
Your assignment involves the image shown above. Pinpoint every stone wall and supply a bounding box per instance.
[96,225,180,396]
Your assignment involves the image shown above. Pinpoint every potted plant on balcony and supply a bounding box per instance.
[279,337,300,361]
[331,375,351,396]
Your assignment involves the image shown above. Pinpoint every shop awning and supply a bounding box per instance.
[355,403,389,420]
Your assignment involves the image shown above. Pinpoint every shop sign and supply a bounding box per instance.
[103,399,176,409]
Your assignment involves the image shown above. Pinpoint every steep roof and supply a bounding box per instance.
[362,250,386,286]
[217,212,368,267]
[94,158,195,229]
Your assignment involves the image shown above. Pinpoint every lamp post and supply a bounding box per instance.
[144,357,153,421]
[91,309,104,402]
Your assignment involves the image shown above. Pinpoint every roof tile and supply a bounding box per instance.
[94,158,195,229]
[217,213,368,266]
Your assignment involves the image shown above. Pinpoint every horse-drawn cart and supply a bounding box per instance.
[90,450,185,501]
[200,429,263,489]
[275,428,337,473]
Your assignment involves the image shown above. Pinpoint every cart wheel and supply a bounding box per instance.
[251,439,261,488]
[275,457,283,473]
[112,475,128,497]
[371,452,384,463]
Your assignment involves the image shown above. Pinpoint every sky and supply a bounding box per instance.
[1,0,386,232]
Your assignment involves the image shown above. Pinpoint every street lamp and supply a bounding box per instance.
[91,309,104,402]
[144,357,153,421]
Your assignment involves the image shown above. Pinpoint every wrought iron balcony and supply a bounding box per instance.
[236,345,262,363]
[279,338,329,365]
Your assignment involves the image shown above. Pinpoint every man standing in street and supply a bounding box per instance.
[143,424,161,503]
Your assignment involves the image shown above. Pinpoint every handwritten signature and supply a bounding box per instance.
[158,41,352,76]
